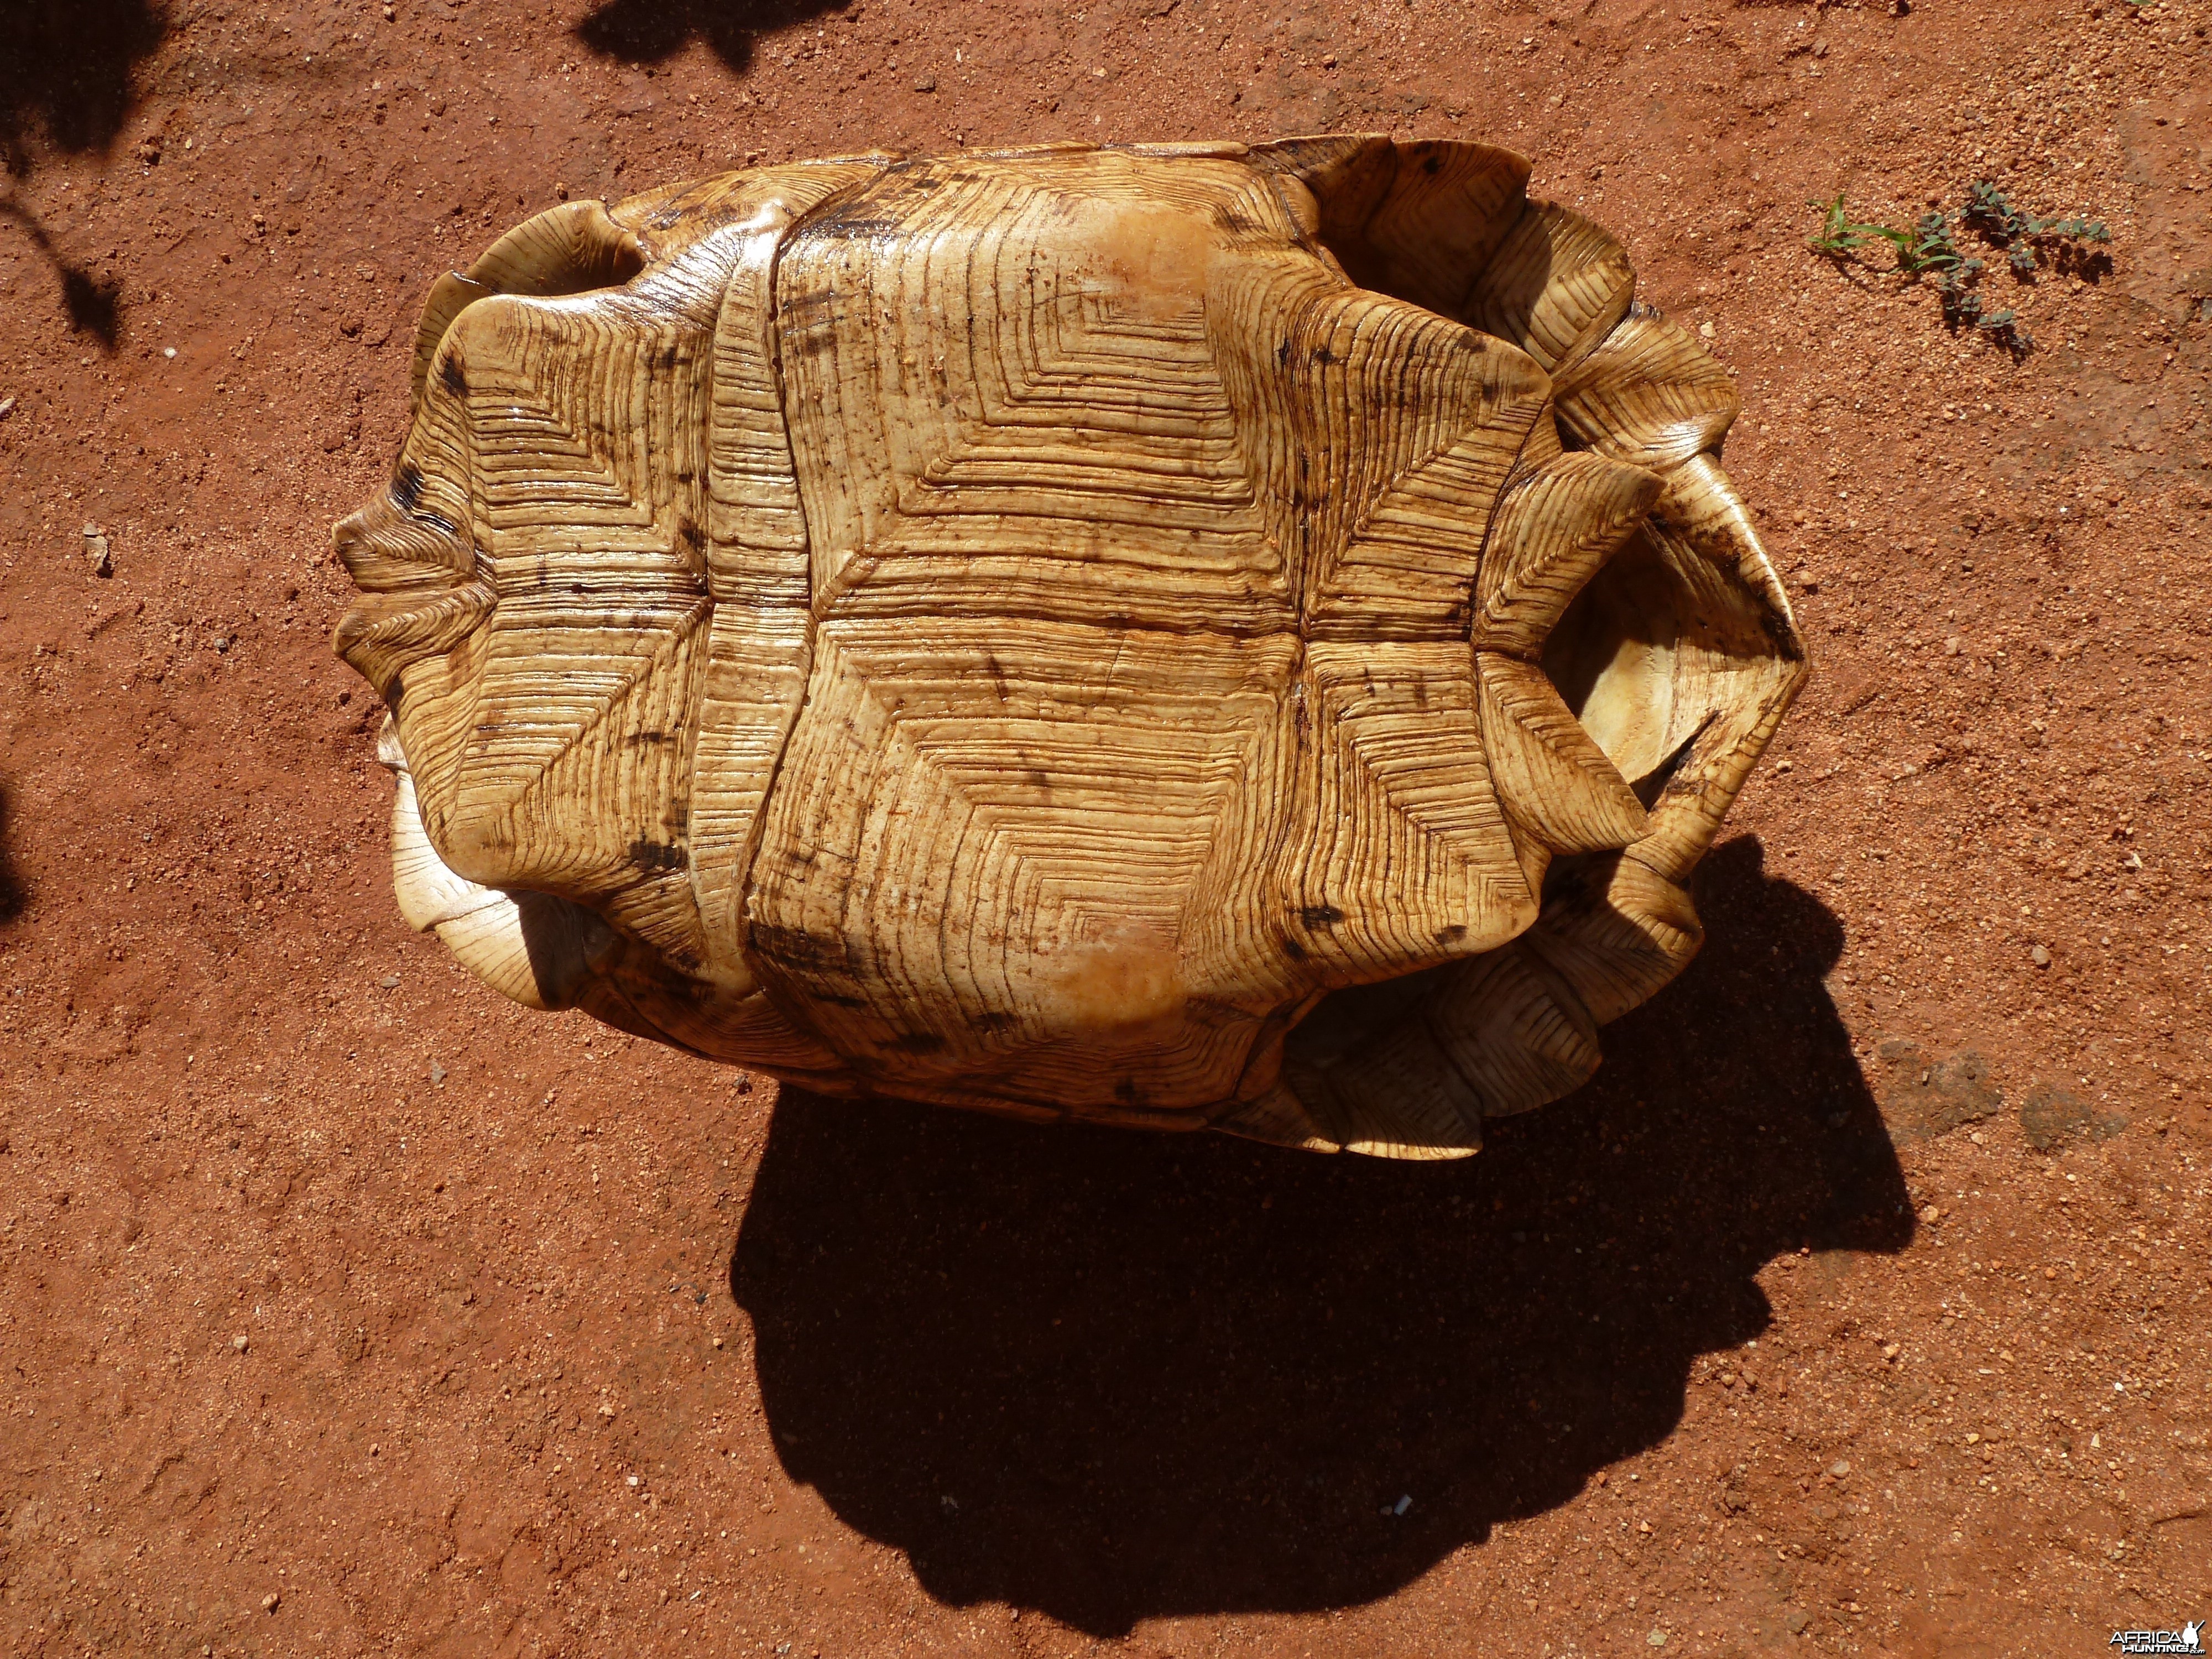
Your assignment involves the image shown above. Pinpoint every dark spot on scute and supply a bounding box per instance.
[1113,1076,1146,1106]
[748,921,848,977]
[973,1011,1020,1035]
[1298,905,1345,928]
[677,518,706,557]
[1280,934,1308,962]
[438,353,467,398]
[1311,346,1335,368]
[1437,923,1467,942]
[893,1032,947,1055]
[390,463,425,514]
[1423,153,1444,175]
[625,729,675,748]
[627,838,687,873]
[1276,339,1294,369]
[780,287,839,319]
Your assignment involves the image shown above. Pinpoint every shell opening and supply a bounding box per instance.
[1541,549,1688,801]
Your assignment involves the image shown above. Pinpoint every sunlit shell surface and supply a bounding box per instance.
[332,136,1806,1159]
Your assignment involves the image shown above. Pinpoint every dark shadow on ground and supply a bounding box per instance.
[574,0,853,72]
[731,836,1909,1634]
[0,200,122,346]
[0,0,166,175]
[0,781,28,929]
[0,0,161,347]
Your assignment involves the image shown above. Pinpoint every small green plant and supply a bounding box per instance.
[1805,180,2110,356]
[1960,179,2110,277]
[1805,192,1888,259]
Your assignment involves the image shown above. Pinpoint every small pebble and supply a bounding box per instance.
[1829,1459,1851,1478]
[1698,319,1716,340]
[913,74,936,92]
[378,974,401,989]
[82,525,113,577]
[2031,943,2051,968]
[260,1592,280,1613]
[1648,1630,1670,1648]
[0,395,17,420]
[165,347,178,359]
[231,1334,249,1352]
[430,1061,447,1085]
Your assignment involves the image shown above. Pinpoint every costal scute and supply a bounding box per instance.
[331,137,1807,1159]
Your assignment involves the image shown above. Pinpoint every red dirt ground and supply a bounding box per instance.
[2,0,2208,1655]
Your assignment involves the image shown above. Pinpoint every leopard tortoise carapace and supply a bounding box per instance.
[331,136,1807,1159]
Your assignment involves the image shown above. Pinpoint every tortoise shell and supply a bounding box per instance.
[333,136,1806,1159]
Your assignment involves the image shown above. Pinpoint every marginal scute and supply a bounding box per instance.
[1520,852,1704,1026]
[1425,943,1602,1118]
[1554,302,1743,471]
[1250,134,1531,324]
[1286,1016,1487,1160]
[1462,199,1636,374]
[409,199,646,409]
[384,738,610,1011]
[1212,1082,1344,1153]
[1473,451,1665,658]
[1476,651,1650,856]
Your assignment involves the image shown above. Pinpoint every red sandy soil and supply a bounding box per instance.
[2,0,2209,1655]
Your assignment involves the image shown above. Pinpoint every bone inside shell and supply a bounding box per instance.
[332,135,1807,1160]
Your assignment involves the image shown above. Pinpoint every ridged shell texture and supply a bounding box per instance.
[332,135,1807,1159]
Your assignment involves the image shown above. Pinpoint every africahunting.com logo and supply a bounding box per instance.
[2110,1623,2203,1656]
